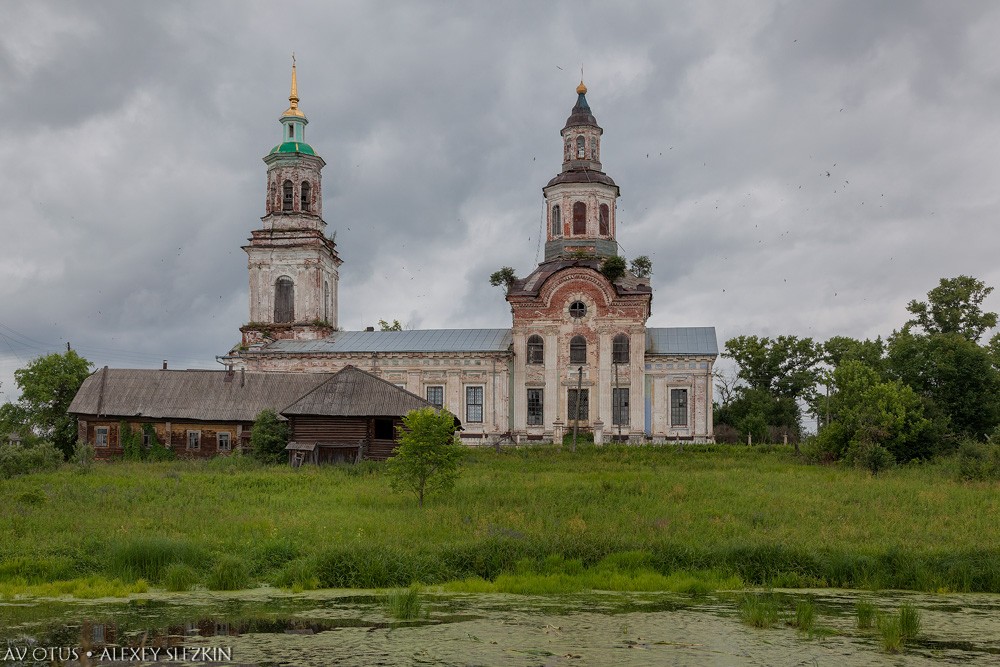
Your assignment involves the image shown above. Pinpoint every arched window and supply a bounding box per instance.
[300,181,311,212]
[570,335,587,365]
[527,335,544,365]
[282,180,293,211]
[599,204,610,235]
[274,276,294,323]
[573,202,587,235]
[613,333,630,364]
[551,205,561,236]
[576,135,585,158]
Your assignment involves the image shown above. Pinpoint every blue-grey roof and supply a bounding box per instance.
[258,329,513,354]
[645,327,718,356]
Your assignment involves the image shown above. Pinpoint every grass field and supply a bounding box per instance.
[1,445,997,597]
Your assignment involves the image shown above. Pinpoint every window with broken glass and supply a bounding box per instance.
[527,389,543,425]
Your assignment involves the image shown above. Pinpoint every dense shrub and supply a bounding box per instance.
[0,441,63,479]
[956,440,1000,481]
[844,441,896,476]
[249,409,289,464]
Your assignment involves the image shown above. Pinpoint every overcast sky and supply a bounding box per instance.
[2,0,999,401]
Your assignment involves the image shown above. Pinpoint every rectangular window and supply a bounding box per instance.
[567,388,589,422]
[426,385,444,409]
[612,388,629,426]
[142,430,151,447]
[375,418,395,440]
[187,430,201,450]
[95,427,109,448]
[671,389,688,426]
[217,432,231,451]
[466,386,484,423]
[527,389,543,426]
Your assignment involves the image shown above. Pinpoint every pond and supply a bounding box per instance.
[2,588,999,665]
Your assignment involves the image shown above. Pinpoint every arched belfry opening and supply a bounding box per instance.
[274,276,295,323]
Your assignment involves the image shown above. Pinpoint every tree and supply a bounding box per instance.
[489,266,517,291]
[630,255,652,279]
[379,319,403,331]
[723,335,822,400]
[822,336,885,373]
[249,409,290,464]
[5,351,93,459]
[386,407,463,507]
[905,275,997,343]
[600,255,627,282]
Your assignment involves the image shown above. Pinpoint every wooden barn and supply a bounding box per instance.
[281,365,450,465]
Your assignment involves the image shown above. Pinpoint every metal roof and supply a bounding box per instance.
[281,365,436,417]
[257,328,513,354]
[645,327,718,356]
[68,368,332,422]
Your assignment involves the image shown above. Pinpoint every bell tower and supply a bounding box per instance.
[542,81,621,261]
[241,59,342,346]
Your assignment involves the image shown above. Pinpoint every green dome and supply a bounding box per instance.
[269,141,316,156]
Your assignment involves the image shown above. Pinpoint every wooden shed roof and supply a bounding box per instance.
[68,368,333,422]
[281,365,436,417]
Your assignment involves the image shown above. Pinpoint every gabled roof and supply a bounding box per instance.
[646,327,718,356]
[281,365,435,417]
[68,368,332,422]
[252,328,513,354]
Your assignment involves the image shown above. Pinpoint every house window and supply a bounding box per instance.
[613,388,629,426]
[576,135,585,158]
[187,430,201,450]
[300,181,311,212]
[569,301,587,319]
[671,389,688,427]
[95,427,109,448]
[217,432,231,451]
[142,430,151,447]
[375,418,395,440]
[466,386,484,423]
[426,386,444,408]
[274,276,294,323]
[570,335,587,364]
[527,389,543,426]
[599,204,610,235]
[551,205,561,236]
[567,388,589,422]
[282,180,293,211]
[526,335,544,365]
[613,333,630,364]
[573,201,586,235]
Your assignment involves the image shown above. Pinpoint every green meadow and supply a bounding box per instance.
[1,445,998,598]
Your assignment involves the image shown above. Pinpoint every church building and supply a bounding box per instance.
[233,66,718,444]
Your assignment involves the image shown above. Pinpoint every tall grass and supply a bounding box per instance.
[738,594,780,628]
[385,584,423,620]
[899,603,921,640]
[206,556,251,591]
[793,596,816,633]
[856,598,876,629]
[0,448,998,595]
[877,614,903,653]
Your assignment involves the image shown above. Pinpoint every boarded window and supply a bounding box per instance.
[567,388,589,422]
[274,276,294,323]
[573,202,586,235]
[671,389,688,426]
[374,418,395,440]
[300,181,311,212]
[527,335,543,365]
[527,389,543,425]
[613,388,629,426]
[599,204,610,235]
[613,334,630,364]
[426,386,444,409]
[466,386,483,423]
[576,135,585,158]
[570,335,587,364]
[551,205,561,236]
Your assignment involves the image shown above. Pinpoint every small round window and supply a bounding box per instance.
[569,301,587,318]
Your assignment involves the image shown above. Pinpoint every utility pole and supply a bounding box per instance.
[572,365,583,453]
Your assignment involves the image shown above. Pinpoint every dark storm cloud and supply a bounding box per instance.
[2,0,1000,399]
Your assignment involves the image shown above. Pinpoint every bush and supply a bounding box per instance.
[845,441,895,476]
[249,409,290,464]
[0,441,63,479]
[70,439,95,473]
[956,440,1000,481]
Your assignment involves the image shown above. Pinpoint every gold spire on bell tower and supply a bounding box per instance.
[283,53,305,118]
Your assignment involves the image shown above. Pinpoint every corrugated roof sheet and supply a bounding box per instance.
[68,368,332,421]
[281,366,436,417]
[256,328,513,354]
[645,327,719,356]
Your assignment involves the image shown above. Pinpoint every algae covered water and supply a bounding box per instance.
[2,588,999,665]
